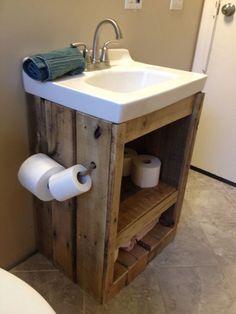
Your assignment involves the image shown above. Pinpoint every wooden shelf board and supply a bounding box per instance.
[117,180,178,247]
[119,180,177,231]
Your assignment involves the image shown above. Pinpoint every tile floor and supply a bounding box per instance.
[11,170,236,314]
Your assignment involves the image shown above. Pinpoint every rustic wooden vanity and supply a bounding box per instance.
[27,92,203,303]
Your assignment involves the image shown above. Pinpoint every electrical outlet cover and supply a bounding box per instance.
[170,0,184,10]
[125,0,142,10]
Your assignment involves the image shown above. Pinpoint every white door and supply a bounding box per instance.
[192,0,236,184]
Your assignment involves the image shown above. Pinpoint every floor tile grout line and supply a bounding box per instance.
[11,269,60,273]
[156,264,221,269]
[156,271,172,314]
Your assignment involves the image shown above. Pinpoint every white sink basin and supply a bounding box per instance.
[22,49,207,123]
[84,69,177,93]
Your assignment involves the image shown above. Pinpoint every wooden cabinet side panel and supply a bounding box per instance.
[27,96,53,259]
[173,93,204,224]
[76,113,113,301]
[48,102,77,280]
[102,124,126,300]
[27,96,76,279]
[158,93,204,225]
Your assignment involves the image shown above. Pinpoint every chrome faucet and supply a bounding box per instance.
[90,18,122,69]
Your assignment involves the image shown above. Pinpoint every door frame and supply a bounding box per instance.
[192,0,221,74]
[192,0,236,185]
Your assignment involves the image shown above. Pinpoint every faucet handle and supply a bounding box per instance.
[100,40,119,63]
[70,42,88,58]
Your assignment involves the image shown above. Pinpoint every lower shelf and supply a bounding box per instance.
[112,222,176,297]
[117,180,178,248]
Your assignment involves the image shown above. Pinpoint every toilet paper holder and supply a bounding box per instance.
[78,161,96,178]
[46,161,96,193]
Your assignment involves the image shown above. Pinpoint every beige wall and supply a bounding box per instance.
[0,0,84,269]
[75,0,204,70]
[0,0,203,268]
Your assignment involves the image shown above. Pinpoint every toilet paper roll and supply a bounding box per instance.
[131,155,161,188]
[18,153,65,201]
[48,164,92,202]
[122,147,138,177]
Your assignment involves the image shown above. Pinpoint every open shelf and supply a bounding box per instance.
[113,223,175,286]
[117,179,178,248]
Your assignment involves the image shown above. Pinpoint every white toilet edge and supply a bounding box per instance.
[0,268,56,314]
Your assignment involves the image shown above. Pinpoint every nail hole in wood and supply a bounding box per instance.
[94,126,102,139]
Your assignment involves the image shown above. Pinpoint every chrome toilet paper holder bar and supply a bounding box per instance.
[78,162,96,177]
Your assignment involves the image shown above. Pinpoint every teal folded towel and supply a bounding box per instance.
[23,47,85,81]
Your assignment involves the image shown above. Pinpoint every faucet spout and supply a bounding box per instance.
[91,18,122,64]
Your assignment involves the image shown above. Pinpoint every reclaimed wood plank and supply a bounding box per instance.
[138,223,176,261]
[117,245,148,283]
[28,97,77,279]
[158,93,204,226]
[103,262,127,303]
[102,124,126,300]
[124,96,194,143]
[27,96,53,259]
[76,113,113,301]
[118,181,177,231]
[116,191,178,248]
[46,102,77,280]
[173,93,204,224]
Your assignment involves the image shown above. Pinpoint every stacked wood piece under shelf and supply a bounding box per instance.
[113,223,176,296]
